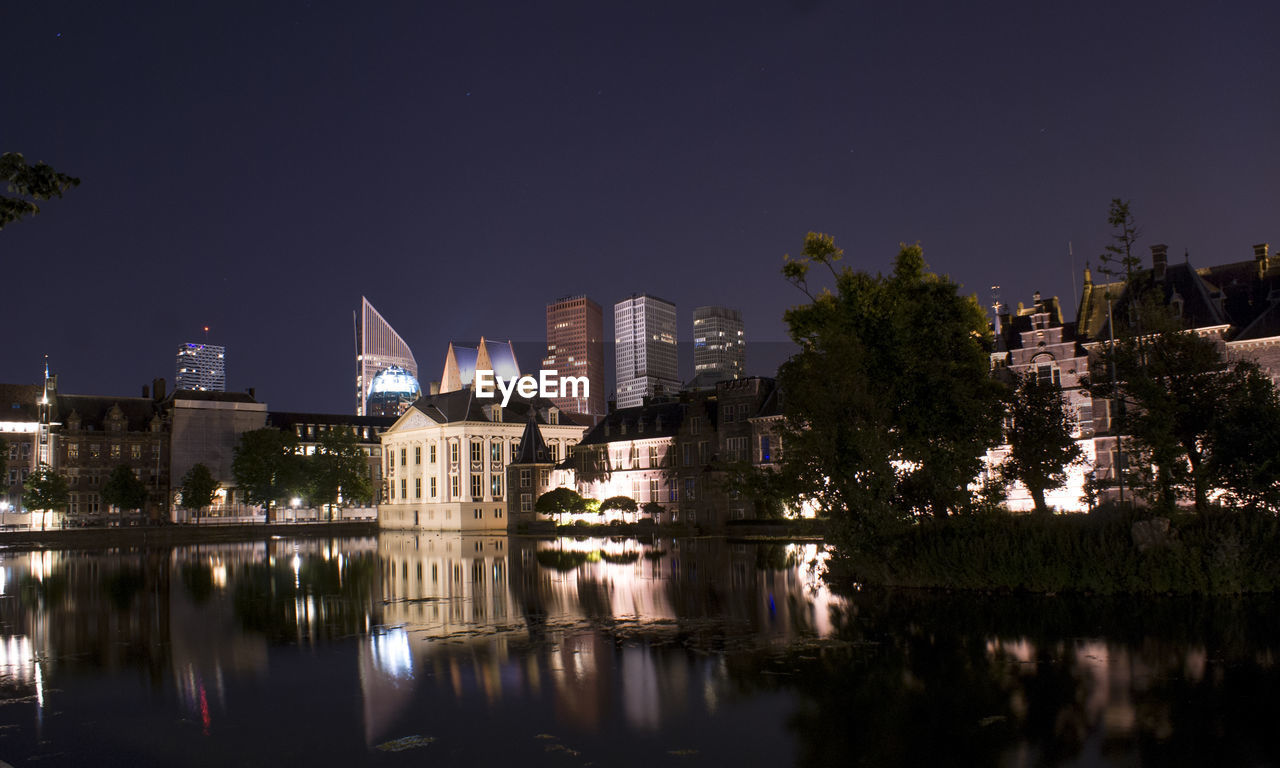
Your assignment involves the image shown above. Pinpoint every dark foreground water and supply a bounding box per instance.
[1,534,1278,767]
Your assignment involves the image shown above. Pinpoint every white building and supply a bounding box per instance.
[175,342,226,392]
[614,294,679,409]
[378,390,585,531]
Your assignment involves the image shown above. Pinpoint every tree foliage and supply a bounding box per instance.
[1,153,80,230]
[536,487,588,522]
[180,463,219,519]
[22,463,69,521]
[232,428,304,521]
[102,464,149,513]
[600,495,637,513]
[1000,373,1085,515]
[778,233,1006,534]
[1204,362,1280,512]
[1097,198,1141,283]
[1090,298,1279,513]
[307,428,373,513]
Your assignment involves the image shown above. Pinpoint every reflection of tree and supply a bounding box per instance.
[232,551,378,642]
[181,562,215,604]
[732,589,1280,766]
[535,549,590,571]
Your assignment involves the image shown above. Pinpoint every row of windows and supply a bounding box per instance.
[391,473,505,501]
[64,443,159,460]
[390,438,574,474]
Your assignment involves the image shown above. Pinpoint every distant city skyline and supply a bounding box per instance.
[615,294,679,409]
[354,297,417,416]
[543,295,604,416]
[174,342,225,392]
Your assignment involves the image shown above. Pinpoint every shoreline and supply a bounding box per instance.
[0,521,379,551]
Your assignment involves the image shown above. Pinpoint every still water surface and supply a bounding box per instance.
[0,534,1277,766]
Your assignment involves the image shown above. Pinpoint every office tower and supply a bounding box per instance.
[692,306,745,381]
[614,294,678,409]
[542,295,604,415]
[355,296,418,416]
[175,342,226,391]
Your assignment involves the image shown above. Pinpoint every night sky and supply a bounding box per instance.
[7,1,1278,412]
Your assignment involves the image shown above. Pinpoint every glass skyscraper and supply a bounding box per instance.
[614,294,678,409]
[175,342,226,391]
[355,296,417,416]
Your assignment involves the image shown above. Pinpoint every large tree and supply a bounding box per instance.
[778,233,1005,532]
[1000,373,1085,515]
[22,463,69,530]
[180,463,219,521]
[102,465,149,518]
[307,428,373,518]
[232,428,304,523]
[536,487,588,525]
[1,153,80,230]
[1204,362,1280,512]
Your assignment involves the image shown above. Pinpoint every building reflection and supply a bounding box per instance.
[360,533,842,744]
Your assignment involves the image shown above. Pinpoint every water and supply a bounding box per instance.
[0,534,1277,766]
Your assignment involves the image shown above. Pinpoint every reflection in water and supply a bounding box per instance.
[0,535,1277,765]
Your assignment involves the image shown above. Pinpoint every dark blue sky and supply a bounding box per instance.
[7,1,1279,412]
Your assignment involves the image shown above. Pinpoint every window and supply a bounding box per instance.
[415,477,422,499]
[669,483,678,502]
[471,474,483,499]
[109,444,121,459]
[415,445,421,465]
[400,447,407,467]
[400,478,407,498]
[471,441,482,463]
[727,436,748,461]
[538,468,550,487]
[430,477,437,498]
[649,478,659,501]
[690,416,702,435]
[490,475,502,499]
[685,478,696,500]
[648,446,658,467]
[761,436,771,462]
[521,493,533,512]
[738,404,749,421]
[450,475,459,498]
[698,441,709,464]
[1035,362,1061,387]
[430,443,437,463]
[67,443,79,460]
[450,442,459,463]
[723,405,734,423]
[682,443,691,466]
[490,441,502,463]
[474,508,482,519]
[629,444,639,465]
[520,468,531,488]
[549,442,559,462]
[131,444,141,459]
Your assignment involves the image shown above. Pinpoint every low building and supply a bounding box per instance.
[266,411,396,504]
[377,390,585,531]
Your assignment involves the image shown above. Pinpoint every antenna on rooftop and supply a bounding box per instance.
[990,285,1002,336]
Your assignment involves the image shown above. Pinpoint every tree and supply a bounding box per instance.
[1000,373,1085,515]
[22,463,69,530]
[535,487,588,525]
[778,233,1006,533]
[1,153,80,230]
[1204,362,1280,512]
[102,465,149,519]
[180,463,219,521]
[232,428,304,523]
[1091,298,1262,513]
[1097,198,1142,283]
[307,428,373,518]
[600,495,637,515]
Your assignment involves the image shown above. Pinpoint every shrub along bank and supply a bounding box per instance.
[833,506,1280,595]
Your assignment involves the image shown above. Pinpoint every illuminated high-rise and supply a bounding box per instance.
[355,296,417,416]
[614,294,678,409]
[543,295,604,415]
[692,305,744,381]
[175,342,226,391]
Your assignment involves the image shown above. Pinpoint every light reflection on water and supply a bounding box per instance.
[0,534,1276,766]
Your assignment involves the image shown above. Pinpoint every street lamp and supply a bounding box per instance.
[291,497,301,523]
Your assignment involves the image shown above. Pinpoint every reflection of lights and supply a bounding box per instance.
[292,553,301,589]
[371,628,414,680]
[211,563,228,589]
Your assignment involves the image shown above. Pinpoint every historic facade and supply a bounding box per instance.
[377,390,585,531]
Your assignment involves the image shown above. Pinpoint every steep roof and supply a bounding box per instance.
[511,417,552,464]
[56,394,161,431]
[0,384,42,422]
[406,388,558,426]
[577,400,686,446]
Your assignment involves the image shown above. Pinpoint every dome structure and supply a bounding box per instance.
[366,365,422,416]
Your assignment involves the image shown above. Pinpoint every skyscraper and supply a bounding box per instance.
[175,342,226,391]
[355,296,417,416]
[614,294,678,409]
[692,306,745,381]
[543,295,604,415]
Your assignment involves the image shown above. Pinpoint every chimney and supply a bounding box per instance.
[152,377,166,401]
[1151,244,1168,280]
[247,387,256,401]
[1255,243,1270,277]
[141,384,150,399]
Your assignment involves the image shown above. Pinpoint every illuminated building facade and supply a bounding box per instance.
[175,343,225,392]
[364,365,421,417]
[692,305,744,382]
[542,295,604,416]
[355,296,418,416]
[614,294,678,409]
[377,391,584,531]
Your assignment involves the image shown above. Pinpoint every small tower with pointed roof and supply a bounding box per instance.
[506,414,558,527]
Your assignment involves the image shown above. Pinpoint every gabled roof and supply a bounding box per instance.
[56,394,161,431]
[399,388,559,428]
[0,384,41,422]
[577,400,686,446]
